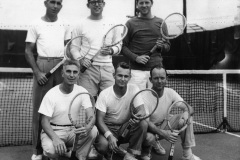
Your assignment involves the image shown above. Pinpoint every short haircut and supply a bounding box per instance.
[63,59,80,69]
[115,62,131,72]
[150,64,168,78]
[136,0,153,4]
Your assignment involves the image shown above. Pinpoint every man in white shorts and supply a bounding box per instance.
[94,62,151,160]
[71,0,122,100]
[38,60,97,160]
[143,65,201,160]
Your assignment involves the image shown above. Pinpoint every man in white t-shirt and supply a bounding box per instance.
[94,62,150,160]
[25,1,71,159]
[143,65,201,160]
[39,60,97,160]
[71,0,122,100]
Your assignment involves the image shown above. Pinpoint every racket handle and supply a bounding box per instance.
[45,72,52,79]
[149,44,158,56]
[168,144,175,160]
[80,59,93,73]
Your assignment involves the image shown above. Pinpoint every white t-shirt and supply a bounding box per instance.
[71,17,122,66]
[96,84,143,125]
[25,18,71,57]
[38,84,92,125]
[148,87,183,124]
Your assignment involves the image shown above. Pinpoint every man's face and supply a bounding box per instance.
[137,0,153,16]
[62,64,79,85]
[114,67,131,88]
[45,0,62,16]
[87,0,105,16]
[150,68,167,91]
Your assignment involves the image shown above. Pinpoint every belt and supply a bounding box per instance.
[38,56,63,60]
[50,123,73,127]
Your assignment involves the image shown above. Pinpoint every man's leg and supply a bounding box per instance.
[128,70,149,90]
[74,126,98,160]
[78,65,100,97]
[99,65,115,92]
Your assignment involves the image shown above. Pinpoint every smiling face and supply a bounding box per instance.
[62,64,79,86]
[150,67,167,91]
[87,0,105,17]
[136,0,153,17]
[114,66,131,89]
[44,0,62,17]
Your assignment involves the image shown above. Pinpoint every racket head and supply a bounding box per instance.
[167,100,191,132]
[64,35,91,60]
[130,88,159,120]
[102,24,128,48]
[68,92,95,128]
[160,13,187,39]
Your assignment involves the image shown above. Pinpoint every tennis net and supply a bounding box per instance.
[0,68,239,146]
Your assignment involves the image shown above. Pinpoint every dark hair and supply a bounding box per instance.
[150,64,168,78]
[88,0,104,3]
[136,0,153,4]
[115,62,131,72]
[63,59,80,69]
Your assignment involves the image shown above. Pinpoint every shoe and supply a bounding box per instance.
[31,154,42,160]
[140,154,151,160]
[88,146,99,159]
[152,140,166,155]
[123,153,137,160]
[182,154,202,160]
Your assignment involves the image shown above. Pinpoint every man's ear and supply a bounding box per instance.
[86,3,90,8]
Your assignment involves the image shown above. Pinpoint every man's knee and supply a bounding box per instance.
[139,120,148,132]
[145,132,155,144]
[94,134,109,155]
[43,145,58,159]
[89,126,98,140]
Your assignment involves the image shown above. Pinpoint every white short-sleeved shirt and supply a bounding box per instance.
[38,84,92,125]
[96,84,143,125]
[148,87,183,124]
[71,17,122,65]
[25,18,71,57]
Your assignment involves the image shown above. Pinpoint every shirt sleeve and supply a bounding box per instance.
[95,91,107,113]
[25,25,37,43]
[38,93,55,117]
[171,89,183,102]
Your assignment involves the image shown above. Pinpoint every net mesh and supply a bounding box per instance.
[0,68,239,146]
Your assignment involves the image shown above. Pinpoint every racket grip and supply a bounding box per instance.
[80,59,93,73]
[149,45,158,56]
[45,72,52,79]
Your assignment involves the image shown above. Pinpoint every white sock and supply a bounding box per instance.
[182,147,192,158]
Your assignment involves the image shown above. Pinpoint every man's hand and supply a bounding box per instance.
[162,130,179,144]
[52,137,67,156]
[74,126,91,138]
[135,55,150,64]
[34,71,48,85]
[107,134,121,153]
[100,47,113,55]
[80,57,92,69]
[156,38,166,50]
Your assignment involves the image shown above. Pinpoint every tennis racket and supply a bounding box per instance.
[43,35,91,80]
[150,12,187,55]
[80,24,128,73]
[68,92,95,152]
[119,88,159,138]
[166,101,191,160]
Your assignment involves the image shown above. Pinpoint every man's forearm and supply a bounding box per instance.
[121,46,138,61]
[147,121,166,139]
[25,50,40,73]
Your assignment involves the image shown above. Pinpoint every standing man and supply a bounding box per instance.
[25,0,71,159]
[144,65,201,160]
[122,0,170,90]
[71,0,122,100]
[39,60,97,160]
[122,0,170,155]
[94,62,150,160]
